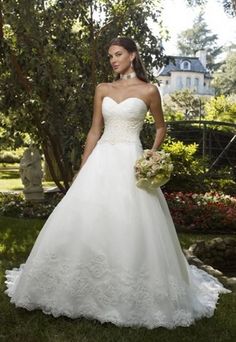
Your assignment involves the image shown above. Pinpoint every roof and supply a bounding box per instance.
[159,56,210,76]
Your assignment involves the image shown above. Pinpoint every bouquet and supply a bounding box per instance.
[134,149,173,191]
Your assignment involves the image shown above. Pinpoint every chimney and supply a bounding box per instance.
[196,49,207,69]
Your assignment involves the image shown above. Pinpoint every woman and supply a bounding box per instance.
[5,37,231,330]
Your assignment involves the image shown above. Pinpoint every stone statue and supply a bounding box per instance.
[19,145,44,201]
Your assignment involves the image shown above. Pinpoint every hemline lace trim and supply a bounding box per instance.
[4,252,231,329]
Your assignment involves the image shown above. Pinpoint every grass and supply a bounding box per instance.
[0,216,235,342]
[0,164,55,191]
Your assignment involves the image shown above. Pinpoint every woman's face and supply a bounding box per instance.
[108,45,135,74]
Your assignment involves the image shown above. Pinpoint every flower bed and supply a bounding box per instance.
[164,191,236,233]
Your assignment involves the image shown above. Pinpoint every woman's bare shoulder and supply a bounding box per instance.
[95,83,110,97]
[96,82,114,95]
[145,83,159,95]
[144,83,161,101]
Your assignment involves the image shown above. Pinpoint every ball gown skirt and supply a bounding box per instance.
[4,97,231,329]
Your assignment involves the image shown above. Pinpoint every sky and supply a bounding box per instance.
[157,0,236,57]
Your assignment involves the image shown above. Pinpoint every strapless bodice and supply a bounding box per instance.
[97,97,147,145]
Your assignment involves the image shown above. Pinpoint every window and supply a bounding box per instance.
[194,78,199,87]
[176,76,183,89]
[181,60,191,70]
[183,61,189,69]
[186,77,191,88]
[165,80,169,85]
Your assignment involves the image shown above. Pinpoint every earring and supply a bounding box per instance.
[130,60,133,68]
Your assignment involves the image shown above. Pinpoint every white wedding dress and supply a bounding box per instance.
[5,96,231,329]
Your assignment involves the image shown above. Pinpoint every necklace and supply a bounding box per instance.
[120,71,137,80]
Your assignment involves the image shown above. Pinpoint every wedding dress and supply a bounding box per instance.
[5,96,231,329]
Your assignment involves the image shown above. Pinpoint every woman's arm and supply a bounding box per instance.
[147,85,167,151]
[73,83,105,180]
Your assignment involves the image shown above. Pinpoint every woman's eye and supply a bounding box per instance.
[108,53,122,59]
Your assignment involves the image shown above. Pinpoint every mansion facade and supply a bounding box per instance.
[158,50,215,97]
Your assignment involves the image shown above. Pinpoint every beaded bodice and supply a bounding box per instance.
[97,96,147,145]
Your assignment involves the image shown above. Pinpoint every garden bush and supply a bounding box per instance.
[165,191,236,233]
[0,192,63,218]
[0,148,24,163]
[162,138,206,192]
[203,178,236,196]
[203,167,236,195]
[141,131,206,192]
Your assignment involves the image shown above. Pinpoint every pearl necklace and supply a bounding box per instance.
[120,71,137,80]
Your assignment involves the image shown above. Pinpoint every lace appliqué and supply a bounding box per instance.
[4,252,228,329]
[98,117,144,145]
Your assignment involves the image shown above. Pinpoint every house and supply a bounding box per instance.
[158,50,215,97]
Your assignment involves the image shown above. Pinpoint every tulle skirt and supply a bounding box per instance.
[5,140,231,329]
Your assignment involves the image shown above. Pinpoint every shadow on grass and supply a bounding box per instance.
[0,217,44,270]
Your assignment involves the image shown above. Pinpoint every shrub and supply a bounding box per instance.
[0,148,24,163]
[203,178,236,196]
[0,151,19,163]
[165,191,236,233]
[0,192,63,219]
[162,138,205,192]
[204,95,236,129]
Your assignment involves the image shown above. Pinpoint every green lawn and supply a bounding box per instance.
[0,164,55,191]
[0,216,235,342]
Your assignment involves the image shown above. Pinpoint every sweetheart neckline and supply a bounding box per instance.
[103,96,148,110]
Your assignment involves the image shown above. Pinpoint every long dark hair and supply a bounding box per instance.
[108,37,149,83]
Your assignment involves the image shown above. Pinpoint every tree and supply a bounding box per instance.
[177,11,222,71]
[168,89,207,120]
[0,0,166,192]
[213,50,236,95]
[204,95,236,125]
[0,0,90,192]
[185,0,236,16]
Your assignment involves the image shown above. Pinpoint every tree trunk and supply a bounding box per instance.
[0,4,72,192]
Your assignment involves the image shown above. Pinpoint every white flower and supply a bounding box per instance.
[134,149,173,191]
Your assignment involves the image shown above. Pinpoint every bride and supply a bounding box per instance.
[5,37,231,330]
